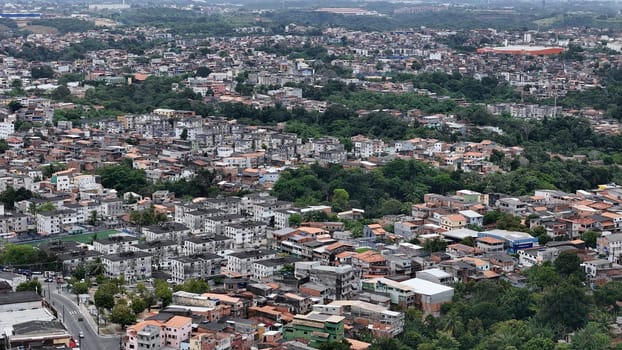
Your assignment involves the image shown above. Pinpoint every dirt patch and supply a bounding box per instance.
[23,25,59,35]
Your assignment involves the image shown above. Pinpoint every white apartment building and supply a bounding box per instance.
[93,235,140,255]
[0,122,14,139]
[170,253,223,283]
[226,249,277,277]
[182,235,233,256]
[36,209,81,235]
[598,233,622,262]
[101,251,152,282]
[223,221,267,249]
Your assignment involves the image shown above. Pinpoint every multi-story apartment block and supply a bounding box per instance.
[598,233,622,262]
[142,223,191,244]
[226,249,277,277]
[123,315,192,350]
[130,240,180,270]
[170,253,223,283]
[93,235,139,255]
[102,251,152,282]
[36,209,82,235]
[182,235,232,256]
[295,262,356,301]
[223,221,267,249]
[495,198,527,216]
[440,214,467,231]
[99,198,124,219]
[251,256,301,282]
[284,310,345,348]
[0,213,28,235]
[204,197,242,215]
[204,214,246,236]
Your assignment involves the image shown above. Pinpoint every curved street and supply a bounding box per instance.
[43,282,121,350]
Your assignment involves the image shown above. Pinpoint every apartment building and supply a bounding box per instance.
[93,235,139,255]
[295,262,356,301]
[130,240,180,270]
[101,251,152,282]
[223,221,267,249]
[142,223,191,244]
[226,249,277,277]
[182,235,233,256]
[123,315,193,350]
[36,209,82,235]
[251,256,301,282]
[170,253,223,283]
[283,311,345,348]
[598,233,622,262]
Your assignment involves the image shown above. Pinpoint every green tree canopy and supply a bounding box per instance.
[96,159,149,195]
[16,280,42,295]
[110,303,136,329]
[154,279,173,307]
[173,278,210,294]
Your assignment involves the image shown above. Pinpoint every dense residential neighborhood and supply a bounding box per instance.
[2,0,622,350]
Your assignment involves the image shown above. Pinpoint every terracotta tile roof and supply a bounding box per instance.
[165,315,192,329]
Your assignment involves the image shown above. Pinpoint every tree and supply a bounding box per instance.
[154,280,173,307]
[72,281,90,295]
[537,281,589,335]
[196,66,212,77]
[110,303,136,329]
[553,251,583,280]
[0,139,7,155]
[11,79,23,92]
[96,160,149,195]
[94,284,116,310]
[180,128,188,140]
[31,66,55,79]
[523,337,556,350]
[37,202,57,213]
[319,339,351,350]
[88,210,99,226]
[130,295,147,314]
[174,278,210,294]
[50,85,71,100]
[424,238,447,253]
[581,230,600,248]
[331,188,350,212]
[16,280,42,295]
[0,244,53,269]
[526,262,560,291]
[593,281,622,311]
[7,100,23,113]
[571,322,612,350]
[288,214,302,227]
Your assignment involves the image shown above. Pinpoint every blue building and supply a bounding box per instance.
[478,229,538,253]
[0,13,42,19]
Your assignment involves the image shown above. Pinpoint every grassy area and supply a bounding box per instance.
[20,229,119,247]
[533,15,564,26]
[23,25,59,35]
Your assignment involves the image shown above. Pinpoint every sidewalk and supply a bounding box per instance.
[55,287,120,338]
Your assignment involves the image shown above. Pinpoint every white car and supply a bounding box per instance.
[79,331,84,338]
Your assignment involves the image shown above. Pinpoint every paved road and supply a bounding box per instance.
[44,282,121,350]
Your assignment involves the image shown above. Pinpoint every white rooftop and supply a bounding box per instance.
[485,229,535,240]
[443,228,479,239]
[458,210,483,218]
[419,268,452,279]
[0,308,55,337]
[400,278,454,295]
